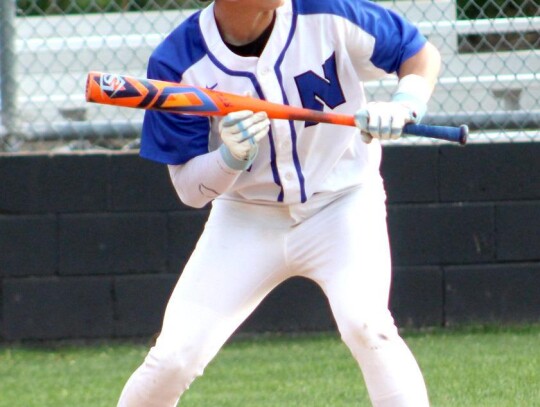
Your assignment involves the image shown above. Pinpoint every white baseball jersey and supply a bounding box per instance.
[140,0,426,204]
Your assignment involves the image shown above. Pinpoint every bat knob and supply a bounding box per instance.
[459,125,469,145]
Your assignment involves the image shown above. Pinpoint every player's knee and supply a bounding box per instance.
[340,313,399,351]
[145,344,206,388]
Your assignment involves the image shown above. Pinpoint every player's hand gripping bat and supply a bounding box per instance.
[85,72,468,145]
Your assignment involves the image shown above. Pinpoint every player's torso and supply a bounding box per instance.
[173,0,385,204]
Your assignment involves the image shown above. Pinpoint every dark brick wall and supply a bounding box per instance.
[1,143,539,341]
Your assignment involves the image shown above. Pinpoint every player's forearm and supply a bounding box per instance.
[394,41,441,115]
[167,150,242,208]
[397,41,441,93]
[355,42,442,143]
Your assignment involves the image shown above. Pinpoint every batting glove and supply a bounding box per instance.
[354,74,430,144]
[219,110,270,170]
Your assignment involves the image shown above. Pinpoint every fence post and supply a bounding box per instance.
[0,0,18,151]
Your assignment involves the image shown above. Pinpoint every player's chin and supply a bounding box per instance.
[238,0,285,11]
[262,0,285,9]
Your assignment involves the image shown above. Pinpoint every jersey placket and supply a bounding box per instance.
[256,62,301,204]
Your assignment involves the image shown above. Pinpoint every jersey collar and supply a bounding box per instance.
[199,0,293,73]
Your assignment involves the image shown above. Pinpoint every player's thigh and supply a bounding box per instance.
[295,184,392,311]
[163,199,290,333]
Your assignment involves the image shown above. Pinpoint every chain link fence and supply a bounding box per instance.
[0,0,539,152]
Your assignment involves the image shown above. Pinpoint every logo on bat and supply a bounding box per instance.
[100,74,126,97]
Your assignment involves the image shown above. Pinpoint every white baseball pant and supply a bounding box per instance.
[117,183,429,407]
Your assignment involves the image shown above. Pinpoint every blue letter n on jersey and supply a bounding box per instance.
[294,52,346,127]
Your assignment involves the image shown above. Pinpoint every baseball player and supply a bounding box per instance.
[118,0,441,406]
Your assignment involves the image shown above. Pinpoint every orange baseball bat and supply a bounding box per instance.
[85,72,468,144]
[85,71,355,126]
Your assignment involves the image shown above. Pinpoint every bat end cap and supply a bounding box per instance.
[459,125,469,145]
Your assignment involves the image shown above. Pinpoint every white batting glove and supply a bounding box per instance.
[354,101,419,143]
[354,74,431,144]
[219,110,270,170]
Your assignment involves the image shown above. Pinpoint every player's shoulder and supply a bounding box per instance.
[294,0,393,30]
[294,0,378,17]
[149,10,207,78]
[155,10,204,56]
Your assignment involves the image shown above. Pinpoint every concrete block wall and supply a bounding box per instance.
[384,143,540,327]
[1,143,539,341]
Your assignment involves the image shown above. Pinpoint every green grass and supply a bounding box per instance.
[1,325,539,407]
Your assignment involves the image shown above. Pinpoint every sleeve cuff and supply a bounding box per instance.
[219,144,254,171]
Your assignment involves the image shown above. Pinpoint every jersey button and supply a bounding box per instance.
[285,172,294,181]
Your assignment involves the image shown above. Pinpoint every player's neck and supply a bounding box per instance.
[213,4,275,46]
